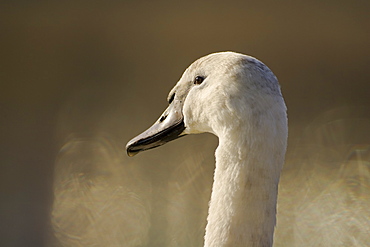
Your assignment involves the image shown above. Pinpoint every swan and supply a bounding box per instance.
[126,51,288,247]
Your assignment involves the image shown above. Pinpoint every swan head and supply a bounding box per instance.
[126,51,285,156]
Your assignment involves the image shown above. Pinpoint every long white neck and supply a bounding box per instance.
[204,122,285,247]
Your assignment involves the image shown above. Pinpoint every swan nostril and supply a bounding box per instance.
[159,115,167,122]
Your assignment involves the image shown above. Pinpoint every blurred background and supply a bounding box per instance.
[1,1,369,246]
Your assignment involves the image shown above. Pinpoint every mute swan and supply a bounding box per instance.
[126,51,288,247]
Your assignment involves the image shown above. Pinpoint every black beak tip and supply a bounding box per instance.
[127,148,140,157]
[127,150,137,157]
[126,141,139,157]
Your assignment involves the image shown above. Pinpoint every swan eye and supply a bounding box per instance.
[168,93,175,104]
[194,76,205,85]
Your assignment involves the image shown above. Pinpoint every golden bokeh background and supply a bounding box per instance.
[1,1,369,246]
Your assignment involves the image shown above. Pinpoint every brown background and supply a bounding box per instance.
[1,1,369,246]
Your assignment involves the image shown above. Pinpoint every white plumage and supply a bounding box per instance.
[127,51,288,247]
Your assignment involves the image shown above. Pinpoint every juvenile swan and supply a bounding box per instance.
[126,52,288,247]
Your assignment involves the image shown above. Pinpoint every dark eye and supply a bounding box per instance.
[168,93,175,104]
[194,76,205,85]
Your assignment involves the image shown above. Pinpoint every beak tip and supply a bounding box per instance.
[127,150,137,157]
[126,142,138,157]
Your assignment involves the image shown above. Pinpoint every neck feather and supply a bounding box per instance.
[204,126,285,247]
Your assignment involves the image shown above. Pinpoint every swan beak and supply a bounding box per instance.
[126,102,186,157]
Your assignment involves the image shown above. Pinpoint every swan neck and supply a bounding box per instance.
[204,130,282,247]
